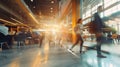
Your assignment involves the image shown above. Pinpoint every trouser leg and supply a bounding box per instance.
[96,37,102,55]
[80,36,84,53]
[6,35,13,48]
[97,41,101,55]
[39,38,43,47]
[70,38,79,50]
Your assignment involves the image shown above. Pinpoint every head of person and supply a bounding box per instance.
[97,6,103,13]
[77,18,82,24]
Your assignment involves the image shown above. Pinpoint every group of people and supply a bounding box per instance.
[0,23,44,49]
[68,5,107,58]
[0,23,13,49]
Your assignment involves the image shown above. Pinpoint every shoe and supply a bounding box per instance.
[80,51,82,54]
[68,49,71,51]
[97,55,106,58]
[80,51,85,54]
[68,49,74,52]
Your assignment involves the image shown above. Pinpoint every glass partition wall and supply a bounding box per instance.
[81,0,120,34]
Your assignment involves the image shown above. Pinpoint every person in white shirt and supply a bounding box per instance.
[69,18,84,53]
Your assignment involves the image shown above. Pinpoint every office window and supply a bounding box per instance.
[86,9,91,17]
[92,6,97,14]
[104,0,118,8]
[111,6,118,14]
[82,14,86,19]
[104,8,112,16]
[104,4,119,17]
[117,4,120,11]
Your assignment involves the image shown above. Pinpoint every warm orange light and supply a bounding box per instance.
[72,0,77,43]
[29,13,40,24]
[50,10,53,13]
[9,58,20,67]
[0,18,16,25]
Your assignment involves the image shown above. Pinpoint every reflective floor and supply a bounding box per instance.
[0,42,120,67]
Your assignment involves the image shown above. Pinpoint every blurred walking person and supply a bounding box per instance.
[39,32,44,48]
[69,18,84,53]
[93,6,106,58]
[112,32,118,45]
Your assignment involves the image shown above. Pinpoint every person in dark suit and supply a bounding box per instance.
[93,6,106,58]
[0,22,13,49]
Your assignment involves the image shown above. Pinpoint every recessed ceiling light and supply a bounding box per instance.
[31,0,33,2]
[50,8,53,9]
[51,1,54,3]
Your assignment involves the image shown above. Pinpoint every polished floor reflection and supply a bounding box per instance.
[0,42,120,67]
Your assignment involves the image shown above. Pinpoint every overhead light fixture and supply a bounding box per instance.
[51,1,54,3]
[31,0,33,2]
[50,8,53,9]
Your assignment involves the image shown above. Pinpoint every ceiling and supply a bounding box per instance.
[24,0,59,16]
[0,0,59,28]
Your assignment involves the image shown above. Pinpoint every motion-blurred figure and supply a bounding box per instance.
[69,18,84,53]
[93,6,106,58]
